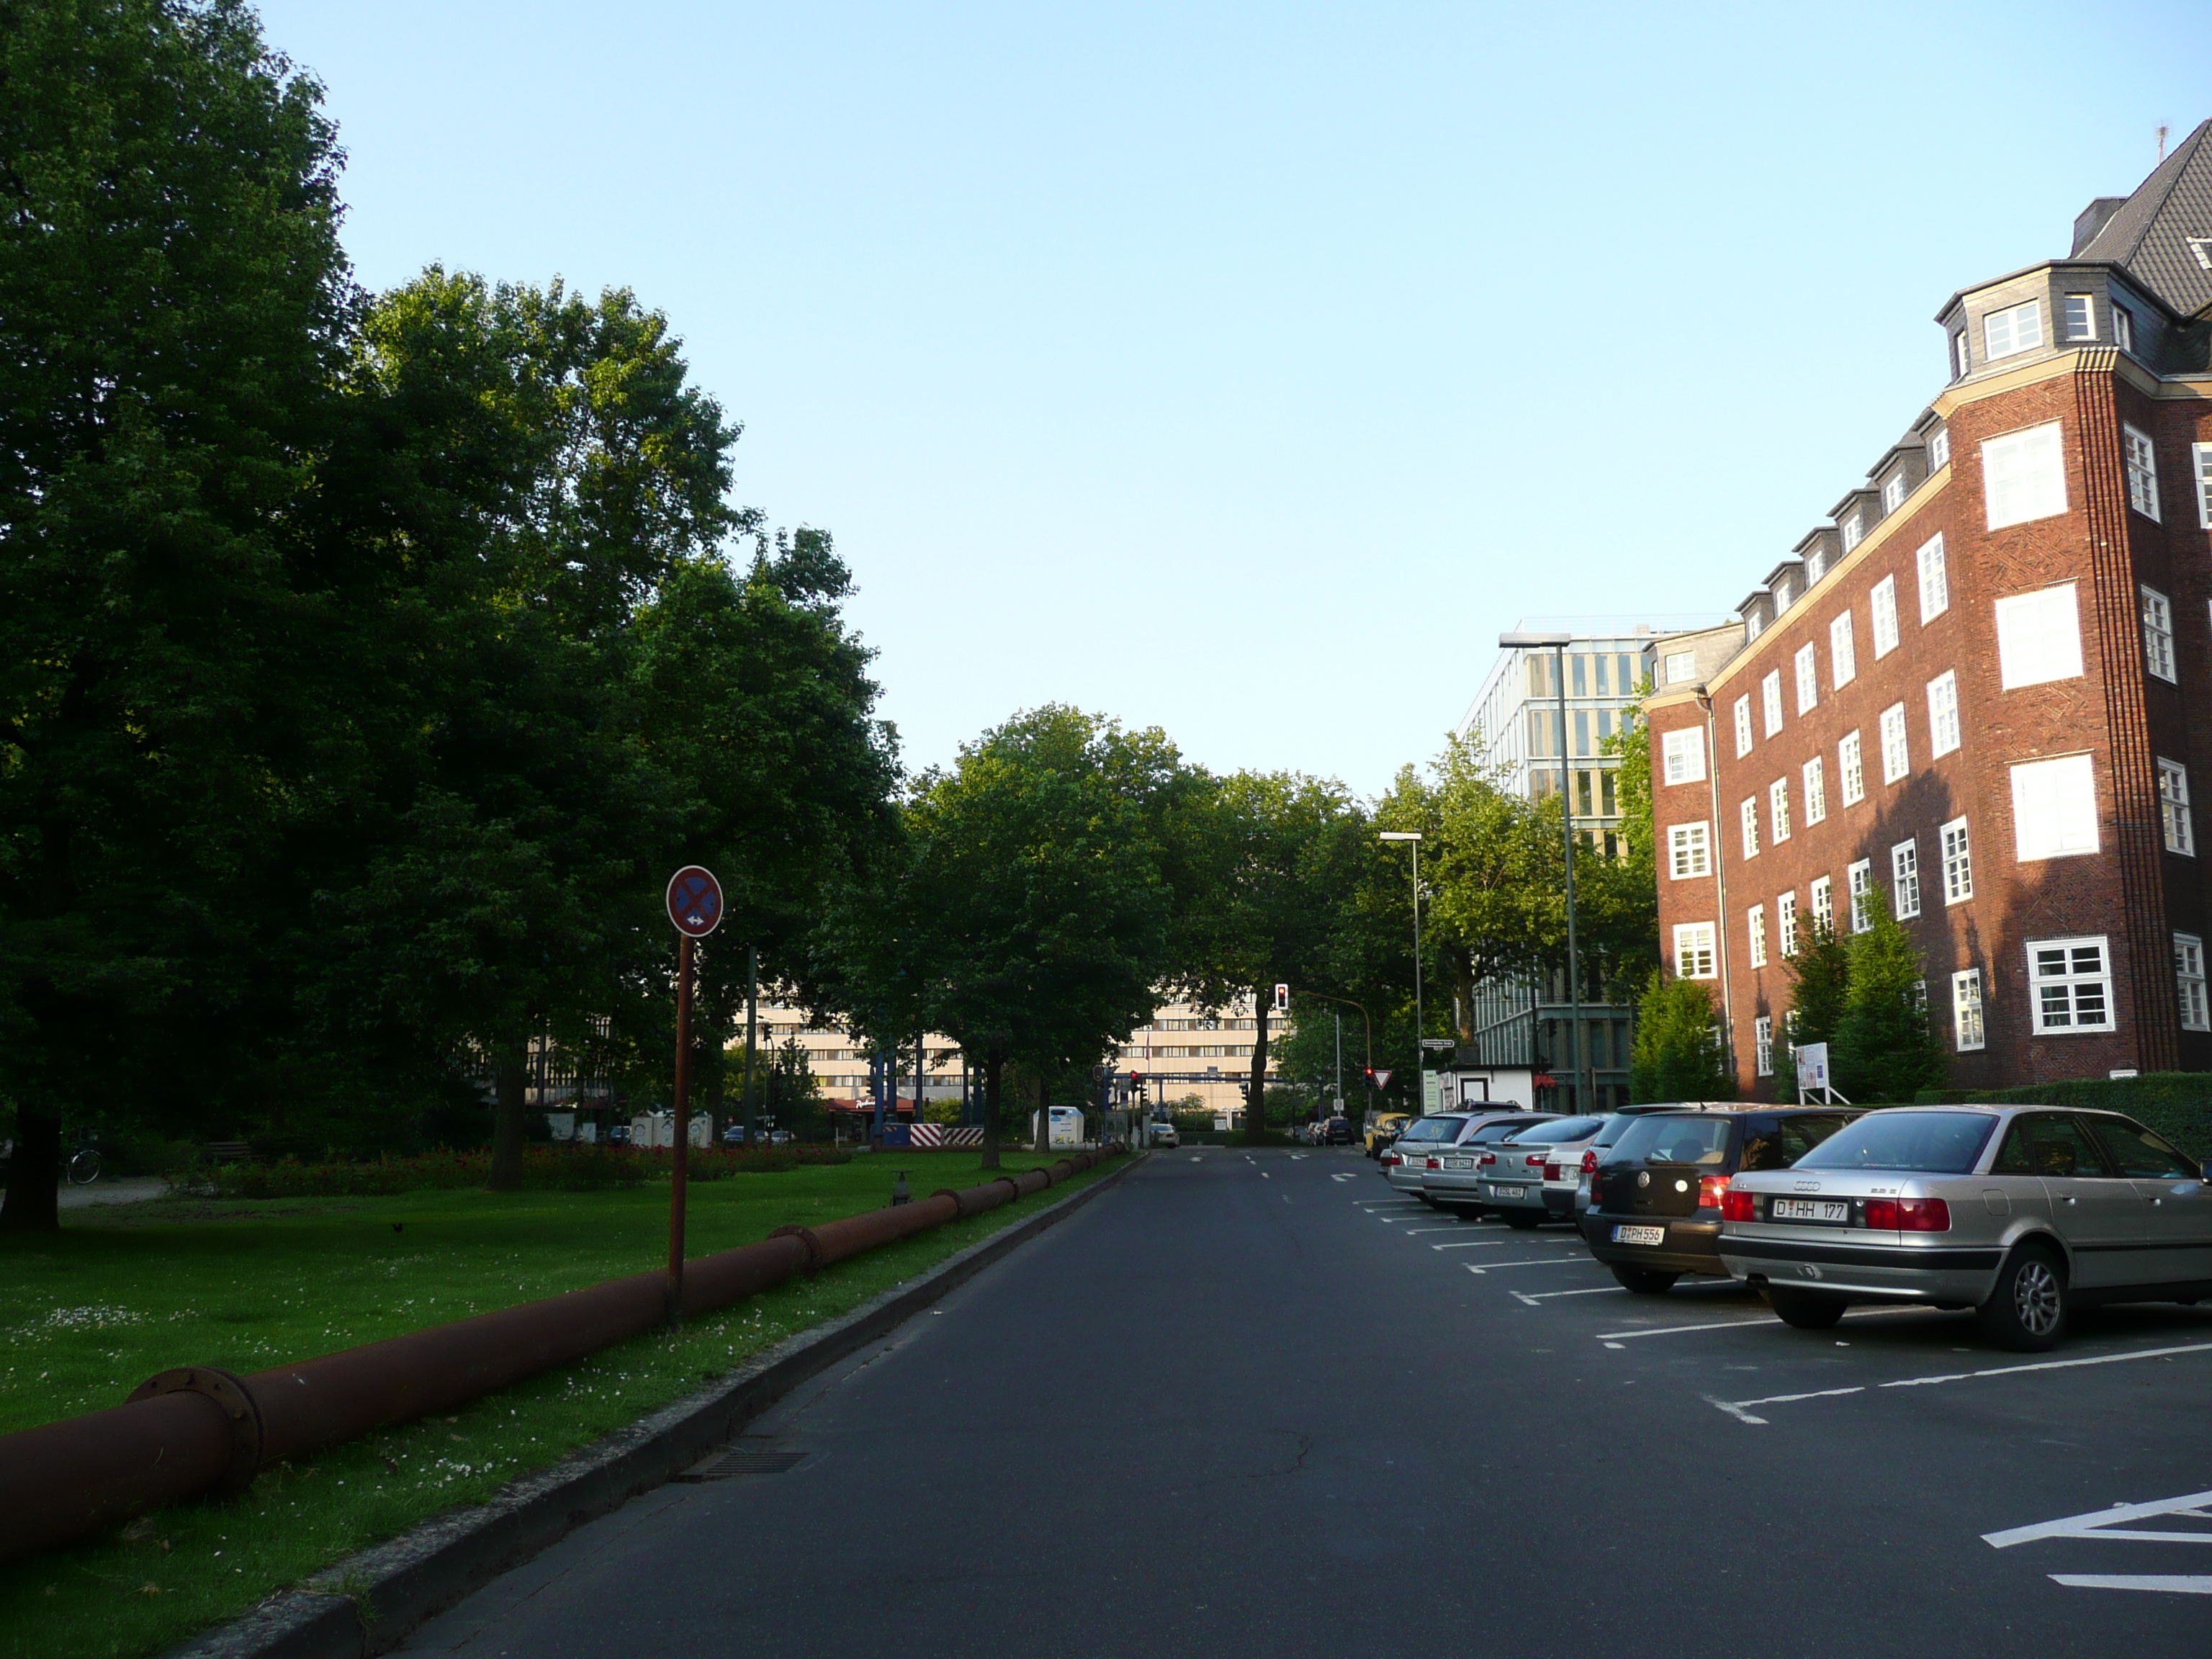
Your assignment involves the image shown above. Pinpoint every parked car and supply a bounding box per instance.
[1583,1107,1856,1292]
[1364,1112,1412,1159]
[1419,1112,1561,1215]
[1720,1105,2212,1350]
[1571,1105,1719,1217]
[1478,1115,1608,1228]
[768,1129,794,1146]
[606,1124,633,1147]
[1381,1112,1482,1199]
[1319,1114,1355,1146]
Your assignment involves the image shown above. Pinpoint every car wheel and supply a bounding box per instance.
[1417,1193,1439,1208]
[1610,1265,1678,1294]
[1766,1285,1848,1329]
[1976,1243,2067,1352]
[1503,1211,1542,1231]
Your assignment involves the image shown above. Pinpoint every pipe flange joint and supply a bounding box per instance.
[769,1223,824,1275]
[127,1366,264,1493]
[930,1188,966,1216]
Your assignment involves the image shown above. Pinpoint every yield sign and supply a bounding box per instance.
[1371,1069,1393,1089]
[1984,1487,2212,1594]
[665,866,724,938]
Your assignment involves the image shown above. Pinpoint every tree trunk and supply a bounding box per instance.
[0,1098,63,1233]
[1033,1071,1051,1154]
[980,1052,1002,1169]
[489,1042,528,1191]
[1243,988,1271,1144]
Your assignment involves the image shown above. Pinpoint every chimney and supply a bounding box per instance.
[2072,197,2128,256]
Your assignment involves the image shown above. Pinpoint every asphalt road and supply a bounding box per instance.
[400,1148,2212,1658]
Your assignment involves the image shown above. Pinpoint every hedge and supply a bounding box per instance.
[192,1143,852,1199]
[1912,1073,2212,1160]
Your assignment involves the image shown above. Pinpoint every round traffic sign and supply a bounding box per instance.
[665,866,724,938]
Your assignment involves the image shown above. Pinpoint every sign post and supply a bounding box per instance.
[665,866,724,1324]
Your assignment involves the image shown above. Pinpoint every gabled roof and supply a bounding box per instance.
[2075,120,2212,318]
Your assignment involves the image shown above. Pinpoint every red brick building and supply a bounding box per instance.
[1647,125,2212,1098]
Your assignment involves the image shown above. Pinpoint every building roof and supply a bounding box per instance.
[2074,120,2212,319]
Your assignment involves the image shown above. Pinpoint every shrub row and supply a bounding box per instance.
[1912,1073,2212,1159]
[193,1143,851,1198]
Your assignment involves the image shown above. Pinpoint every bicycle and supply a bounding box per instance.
[67,1132,100,1187]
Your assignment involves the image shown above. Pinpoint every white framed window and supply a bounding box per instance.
[1847,859,1874,933]
[2178,935,2211,1032]
[1668,821,1712,878]
[1841,513,1864,553]
[1661,727,1706,786]
[2158,758,2194,855]
[1829,611,1856,688]
[1673,922,1717,980]
[1926,670,1961,758]
[1794,642,1818,714]
[1769,777,1791,844]
[2141,585,2176,683]
[1982,421,2068,530]
[1995,583,2084,688]
[1663,649,1696,685]
[2011,753,2100,861]
[1930,426,1951,469]
[1733,695,1753,757]
[1941,816,1974,905]
[2113,304,2135,352]
[1754,1014,1774,1077]
[1951,969,1985,1051]
[1883,472,1907,513]
[1916,534,1948,622]
[1892,840,1921,919]
[1839,731,1865,805]
[2124,425,2160,520]
[1871,575,1900,657]
[2028,936,2113,1033]
[1810,876,1833,935]
[1983,299,2043,360]
[1740,796,1760,860]
[2194,442,2212,529]
[1879,702,1910,784]
[1748,905,1768,969]
[1778,891,1799,956]
[1802,755,1827,826]
[1761,670,1784,737]
[1951,331,1970,379]
[2063,294,2095,341]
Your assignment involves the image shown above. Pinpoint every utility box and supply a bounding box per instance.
[1028,1106,1085,1148]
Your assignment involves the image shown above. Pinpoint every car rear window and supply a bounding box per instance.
[1610,1115,1731,1165]
[1794,1111,1996,1174]
[1398,1117,1467,1143]
[1506,1116,1605,1143]
[1739,1115,1851,1172]
[1467,1117,1551,1143]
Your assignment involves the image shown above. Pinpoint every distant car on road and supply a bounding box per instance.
[1721,1105,2212,1349]
[1583,1107,1855,1293]
[1151,1120,1180,1148]
[1364,1112,1411,1158]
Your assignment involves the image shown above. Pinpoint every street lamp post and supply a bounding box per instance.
[1500,631,1590,1114]
[1379,831,1424,1110]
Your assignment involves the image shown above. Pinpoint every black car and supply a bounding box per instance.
[1583,1107,1856,1292]
[1320,1115,1355,1146]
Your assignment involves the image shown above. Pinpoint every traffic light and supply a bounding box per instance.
[1273,983,1289,1014]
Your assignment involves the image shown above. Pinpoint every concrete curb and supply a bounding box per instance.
[163,1151,1146,1659]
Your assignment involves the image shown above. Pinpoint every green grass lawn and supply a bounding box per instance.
[0,1151,1110,1659]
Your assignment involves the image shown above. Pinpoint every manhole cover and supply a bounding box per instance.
[675,1449,807,1482]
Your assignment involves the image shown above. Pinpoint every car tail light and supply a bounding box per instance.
[1426,1156,1440,1170]
[1381,1153,1398,1166]
[1480,1153,1496,1166]
[1544,1162,1562,1181]
[1697,1174,1731,1210]
[1524,1153,1546,1167]
[1865,1197,1950,1231]
[1581,1149,1599,1174]
[1587,1171,1604,1210]
[1720,1188,1755,1222]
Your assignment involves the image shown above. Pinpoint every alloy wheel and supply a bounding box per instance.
[2013,1258,2062,1336]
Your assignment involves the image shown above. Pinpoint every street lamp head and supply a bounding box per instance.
[1377,831,1423,842]
[1498,630,1573,649]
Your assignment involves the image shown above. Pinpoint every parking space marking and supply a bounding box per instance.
[1462,1258,1602,1275]
[1596,1317,1776,1341]
[1331,1173,1359,1182]
[1512,1287,1627,1305]
[1710,1339,2212,1425]
[1434,1238,1580,1251]
[1983,1488,2212,1549]
[2049,1575,2212,1594]
[1401,1226,1478,1236]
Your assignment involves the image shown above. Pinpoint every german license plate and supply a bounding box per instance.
[1444,1157,1471,1169]
[1492,1184,1525,1199]
[1771,1197,1849,1223]
[1611,1224,1665,1246]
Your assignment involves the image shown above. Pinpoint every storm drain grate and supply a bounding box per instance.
[676,1449,807,1482]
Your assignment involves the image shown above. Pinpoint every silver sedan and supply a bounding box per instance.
[1719,1105,2212,1350]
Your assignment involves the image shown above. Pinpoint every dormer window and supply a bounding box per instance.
[1984,300,2043,360]
[1774,577,1794,611]
[2113,305,2136,353]
[1841,513,1864,552]
[2064,295,2095,341]
[1951,331,1970,379]
[1807,549,1827,583]
[1930,427,1951,469]
[1882,473,1906,513]
[1746,610,1765,642]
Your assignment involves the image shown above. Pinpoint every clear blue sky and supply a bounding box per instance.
[256,0,2211,798]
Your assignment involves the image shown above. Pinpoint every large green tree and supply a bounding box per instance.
[1,0,354,1227]
[1831,902,1946,1103]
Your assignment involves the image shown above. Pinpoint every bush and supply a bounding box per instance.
[1830,904,1945,1103]
[1912,1074,2212,1160]
[1630,974,1735,1102]
[193,1142,853,1197]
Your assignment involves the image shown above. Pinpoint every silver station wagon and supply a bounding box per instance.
[1718,1105,2212,1351]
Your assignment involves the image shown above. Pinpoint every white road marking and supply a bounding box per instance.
[1707,1397,1773,1426]
[1260,1172,1270,1179]
[1983,1488,2212,1549]
[2049,1575,2212,1595]
[1513,1287,1628,1305]
[1401,1226,1474,1236]
[1462,1258,1599,1275]
[1434,1239,1571,1251]
[1331,1173,1359,1182]
[1709,1340,2212,1425]
[1289,1154,1308,1160]
[1595,1318,1777,1341]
